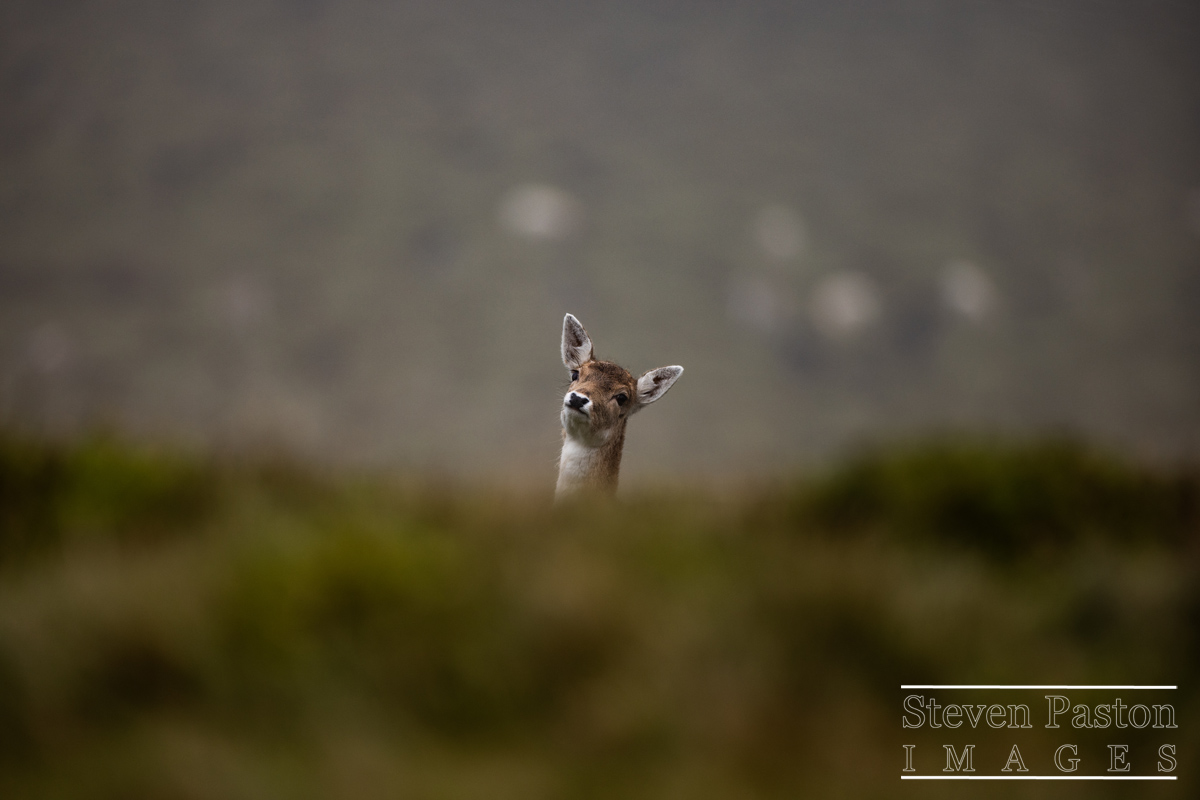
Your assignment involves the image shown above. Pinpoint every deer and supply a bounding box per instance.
[555,313,683,498]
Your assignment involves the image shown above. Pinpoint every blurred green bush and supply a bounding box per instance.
[793,439,1197,557]
[0,433,1195,799]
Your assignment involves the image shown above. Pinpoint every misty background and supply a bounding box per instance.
[2,5,1199,797]
[2,0,1198,482]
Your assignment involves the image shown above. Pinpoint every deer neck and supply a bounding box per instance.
[556,420,626,497]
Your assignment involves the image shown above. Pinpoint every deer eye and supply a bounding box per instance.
[615,392,628,406]
[570,370,579,382]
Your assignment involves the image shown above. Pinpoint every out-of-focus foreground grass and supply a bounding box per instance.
[0,434,1196,799]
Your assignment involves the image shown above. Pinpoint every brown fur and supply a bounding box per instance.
[556,313,682,498]
[562,359,637,492]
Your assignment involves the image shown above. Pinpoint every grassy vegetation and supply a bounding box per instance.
[0,433,1196,798]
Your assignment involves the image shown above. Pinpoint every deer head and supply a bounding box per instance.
[556,313,683,496]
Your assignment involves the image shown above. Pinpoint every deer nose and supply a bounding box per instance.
[567,392,588,410]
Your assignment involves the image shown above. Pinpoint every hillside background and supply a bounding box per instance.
[1,0,1198,482]
[2,5,1199,795]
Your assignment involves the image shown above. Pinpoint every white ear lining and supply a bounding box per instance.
[561,313,594,369]
[635,365,684,409]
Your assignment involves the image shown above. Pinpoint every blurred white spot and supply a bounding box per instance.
[223,276,270,328]
[728,276,779,333]
[810,272,879,339]
[27,322,73,373]
[752,205,806,261]
[238,387,325,449]
[498,184,580,240]
[940,260,995,321]
[1186,189,1200,238]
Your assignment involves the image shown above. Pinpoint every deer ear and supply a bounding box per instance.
[635,366,683,410]
[562,313,593,369]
